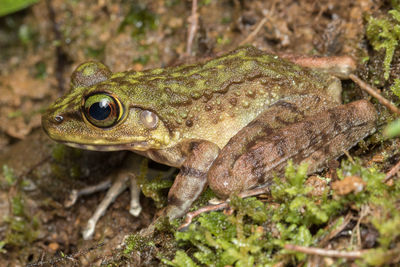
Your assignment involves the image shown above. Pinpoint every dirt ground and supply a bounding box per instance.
[0,0,399,266]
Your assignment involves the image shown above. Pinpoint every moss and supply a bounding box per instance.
[124,233,154,254]
[2,164,16,186]
[118,2,158,39]
[0,241,5,253]
[1,164,40,252]
[163,250,200,267]
[366,8,400,80]
[137,158,174,208]
[2,194,39,249]
[383,78,400,138]
[189,188,217,212]
[164,160,399,266]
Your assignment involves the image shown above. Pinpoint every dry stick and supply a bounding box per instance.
[284,244,364,259]
[384,158,400,183]
[349,77,400,183]
[239,16,269,46]
[349,74,400,116]
[342,149,356,164]
[318,212,352,247]
[186,0,198,56]
[178,202,229,230]
[350,73,400,183]
[178,185,270,230]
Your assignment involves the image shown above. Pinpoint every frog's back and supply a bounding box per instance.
[101,46,339,148]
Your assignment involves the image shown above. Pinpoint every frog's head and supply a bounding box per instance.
[42,62,172,151]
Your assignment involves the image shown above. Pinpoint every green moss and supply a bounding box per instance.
[34,61,47,79]
[189,188,217,212]
[137,159,173,208]
[163,250,200,267]
[0,241,5,253]
[366,8,400,80]
[18,23,35,45]
[118,2,158,39]
[124,233,154,254]
[164,160,399,266]
[2,164,16,186]
[2,194,39,250]
[390,78,400,98]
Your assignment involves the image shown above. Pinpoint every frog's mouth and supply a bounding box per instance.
[61,140,150,152]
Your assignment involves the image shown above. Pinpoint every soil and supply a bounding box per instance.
[0,0,397,266]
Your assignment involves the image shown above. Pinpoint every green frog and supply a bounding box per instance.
[42,46,377,239]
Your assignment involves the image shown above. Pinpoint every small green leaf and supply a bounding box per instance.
[384,118,400,138]
[0,0,39,17]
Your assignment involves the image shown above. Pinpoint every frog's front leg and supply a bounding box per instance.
[208,100,377,199]
[164,141,220,219]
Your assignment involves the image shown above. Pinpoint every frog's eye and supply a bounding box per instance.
[83,93,123,128]
[140,110,158,129]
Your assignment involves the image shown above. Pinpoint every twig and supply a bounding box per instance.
[239,16,268,46]
[186,0,198,56]
[342,150,355,164]
[384,158,400,183]
[349,74,400,116]
[178,202,229,230]
[284,244,364,259]
[354,206,369,248]
[178,185,271,230]
[318,212,352,247]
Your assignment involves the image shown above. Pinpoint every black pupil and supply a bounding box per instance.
[89,99,111,121]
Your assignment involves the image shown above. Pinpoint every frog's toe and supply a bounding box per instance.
[129,203,142,216]
[82,218,96,240]
[129,173,142,217]
[64,189,79,208]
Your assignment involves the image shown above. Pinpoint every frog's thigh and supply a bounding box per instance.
[207,97,317,198]
[208,99,377,199]
[166,141,220,219]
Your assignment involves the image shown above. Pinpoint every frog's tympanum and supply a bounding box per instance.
[42,46,377,238]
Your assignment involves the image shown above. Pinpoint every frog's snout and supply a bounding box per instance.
[41,110,64,138]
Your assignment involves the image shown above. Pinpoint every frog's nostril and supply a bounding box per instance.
[54,115,64,123]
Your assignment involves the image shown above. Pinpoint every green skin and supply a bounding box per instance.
[42,46,377,219]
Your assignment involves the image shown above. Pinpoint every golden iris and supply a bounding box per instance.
[83,93,123,128]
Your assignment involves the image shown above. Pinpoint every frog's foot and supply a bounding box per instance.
[81,172,129,240]
[279,54,356,79]
[129,174,142,216]
[67,170,141,240]
[64,180,112,208]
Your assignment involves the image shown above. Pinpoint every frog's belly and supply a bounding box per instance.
[187,112,260,148]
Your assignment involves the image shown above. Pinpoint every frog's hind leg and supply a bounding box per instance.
[207,99,377,199]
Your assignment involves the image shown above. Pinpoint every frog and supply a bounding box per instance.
[41,46,377,239]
